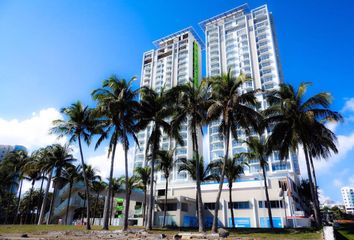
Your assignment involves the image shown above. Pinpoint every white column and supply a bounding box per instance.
[252,197,259,227]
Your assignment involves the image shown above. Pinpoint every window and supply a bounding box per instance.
[204,202,217,210]
[228,201,250,209]
[158,189,166,196]
[181,203,189,212]
[258,200,283,209]
[160,203,177,211]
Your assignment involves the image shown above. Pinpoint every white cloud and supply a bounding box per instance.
[333,179,343,188]
[0,108,65,150]
[86,145,135,180]
[298,130,354,177]
[342,98,354,112]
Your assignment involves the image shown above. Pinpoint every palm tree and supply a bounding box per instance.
[1,150,30,224]
[207,71,261,232]
[170,79,210,231]
[215,155,247,228]
[61,164,81,225]
[51,101,99,230]
[137,86,182,230]
[242,136,277,228]
[177,156,219,220]
[46,144,76,224]
[109,177,122,225]
[156,149,175,227]
[264,82,342,226]
[22,166,45,224]
[92,75,140,231]
[37,146,56,225]
[118,175,141,226]
[134,166,150,225]
[91,180,107,225]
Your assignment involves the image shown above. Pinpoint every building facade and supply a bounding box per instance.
[133,4,307,228]
[134,27,203,183]
[341,187,354,215]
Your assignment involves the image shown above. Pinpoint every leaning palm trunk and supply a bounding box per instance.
[14,178,23,224]
[146,137,158,230]
[211,128,230,233]
[35,175,45,223]
[162,177,168,227]
[261,163,274,228]
[65,182,73,225]
[142,188,147,226]
[123,145,130,231]
[38,170,53,225]
[304,146,321,226]
[192,126,205,232]
[229,185,235,228]
[103,142,117,230]
[92,191,100,225]
[47,182,58,224]
[78,137,91,230]
[25,181,35,224]
[309,154,321,219]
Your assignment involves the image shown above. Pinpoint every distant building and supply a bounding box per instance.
[341,187,354,215]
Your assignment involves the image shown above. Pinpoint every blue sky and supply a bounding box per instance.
[0,0,354,202]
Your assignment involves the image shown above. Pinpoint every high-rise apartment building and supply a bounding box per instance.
[200,4,300,177]
[134,27,203,183]
[341,187,354,215]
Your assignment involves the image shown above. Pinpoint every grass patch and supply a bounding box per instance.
[0,225,322,239]
[335,223,354,240]
[0,225,121,234]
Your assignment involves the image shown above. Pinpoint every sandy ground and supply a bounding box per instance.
[0,229,228,240]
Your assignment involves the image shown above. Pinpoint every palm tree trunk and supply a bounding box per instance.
[146,136,157,230]
[65,182,73,225]
[309,154,321,221]
[38,170,52,225]
[211,127,230,233]
[102,141,117,230]
[92,191,100,226]
[47,181,57,224]
[192,125,205,232]
[304,146,321,227]
[162,177,168,227]
[123,145,130,231]
[110,190,114,225]
[25,181,35,224]
[35,175,45,223]
[229,185,235,228]
[143,188,147,226]
[14,178,23,224]
[262,163,274,228]
[78,137,91,230]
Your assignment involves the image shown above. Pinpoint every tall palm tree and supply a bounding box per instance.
[215,155,247,228]
[92,75,140,231]
[51,101,99,230]
[1,150,30,224]
[37,146,56,225]
[46,144,76,224]
[137,86,182,230]
[242,137,275,228]
[91,180,107,225]
[118,175,141,226]
[170,79,210,232]
[264,82,342,226]
[207,71,261,232]
[109,177,122,225]
[178,156,219,220]
[22,166,45,224]
[134,166,150,225]
[156,149,175,227]
[61,164,81,225]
